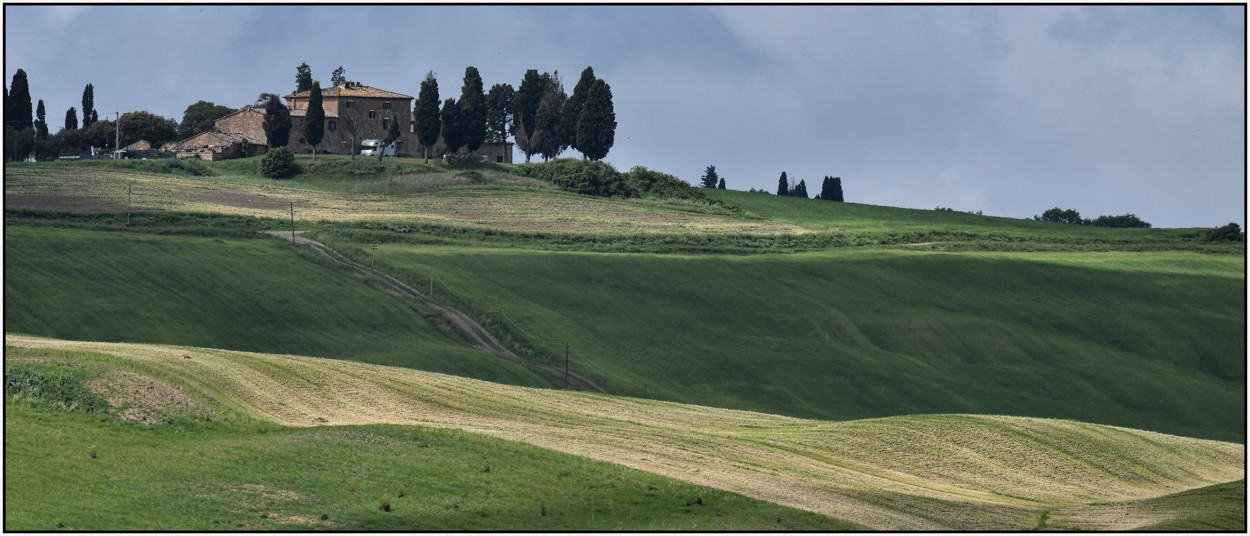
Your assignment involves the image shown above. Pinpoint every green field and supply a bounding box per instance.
[5,356,852,531]
[3,225,551,388]
[4,159,1244,530]
[5,340,1242,531]
[368,244,1244,442]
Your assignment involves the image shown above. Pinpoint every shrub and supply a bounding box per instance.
[624,166,708,202]
[1034,207,1085,224]
[161,157,212,176]
[512,158,636,198]
[1207,222,1243,242]
[260,146,296,179]
[1090,213,1151,228]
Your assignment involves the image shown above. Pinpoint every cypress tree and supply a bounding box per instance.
[304,81,325,160]
[565,66,596,155]
[458,66,487,153]
[81,83,95,128]
[64,107,78,130]
[777,171,789,196]
[831,177,844,202]
[262,94,291,148]
[485,83,514,142]
[514,69,545,163]
[794,179,809,198]
[9,69,32,131]
[35,99,48,139]
[295,62,313,94]
[575,78,615,161]
[718,177,726,189]
[532,73,567,161]
[331,66,346,87]
[440,97,464,155]
[415,71,441,163]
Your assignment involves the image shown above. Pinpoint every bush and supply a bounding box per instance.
[1207,222,1243,242]
[161,157,211,176]
[260,146,296,179]
[512,158,636,198]
[1090,213,1151,228]
[624,166,708,202]
[1034,207,1085,224]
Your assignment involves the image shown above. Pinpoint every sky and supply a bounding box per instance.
[4,5,1245,228]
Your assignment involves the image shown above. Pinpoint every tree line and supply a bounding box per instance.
[770,171,844,201]
[1033,207,1151,228]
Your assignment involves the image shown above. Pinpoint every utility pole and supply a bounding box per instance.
[564,343,570,389]
[114,112,120,154]
[370,244,377,277]
[289,202,295,243]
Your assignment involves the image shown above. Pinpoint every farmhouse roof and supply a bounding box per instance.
[213,106,264,122]
[285,81,413,100]
[167,130,264,150]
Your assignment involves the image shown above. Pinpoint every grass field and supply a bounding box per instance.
[5,357,851,531]
[3,225,551,388]
[5,337,1243,531]
[365,244,1244,442]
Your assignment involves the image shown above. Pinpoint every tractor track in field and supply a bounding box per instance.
[265,230,607,394]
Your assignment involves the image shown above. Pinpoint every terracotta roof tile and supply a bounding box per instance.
[285,82,412,100]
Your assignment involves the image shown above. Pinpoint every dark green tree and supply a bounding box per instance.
[700,165,720,188]
[1034,207,1084,224]
[179,100,237,138]
[514,69,545,163]
[532,72,567,161]
[81,118,115,150]
[1207,223,1243,242]
[34,99,48,139]
[819,176,844,202]
[415,71,441,163]
[81,83,95,128]
[64,107,78,131]
[304,81,325,160]
[565,66,596,155]
[51,126,84,156]
[1090,213,1151,228]
[575,78,615,161]
[777,171,789,196]
[485,83,514,142]
[8,69,32,131]
[458,66,487,153]
[440,97,464,155]
[261,94,291,148]
[793,179,809,198]
[295,62,313,94]
[7,69,34,161]
[331,66,346,87]
[118,111,179,148]
[717,177,726,189]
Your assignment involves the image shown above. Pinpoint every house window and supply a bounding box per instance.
[328,120,337,132]
[345,100,353,109]
[368,110,377,120]
[382,118,390,130]
[383,101,392,110]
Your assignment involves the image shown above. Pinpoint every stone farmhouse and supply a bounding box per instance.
[168,80,514,162]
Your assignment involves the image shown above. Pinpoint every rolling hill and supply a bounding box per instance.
[5,335,1244,531]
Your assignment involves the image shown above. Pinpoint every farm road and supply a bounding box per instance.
[265,231,607,394]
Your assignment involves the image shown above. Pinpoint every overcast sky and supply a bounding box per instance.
[5,5,1244,228]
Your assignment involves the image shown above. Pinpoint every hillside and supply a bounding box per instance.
[5,335,1244,531]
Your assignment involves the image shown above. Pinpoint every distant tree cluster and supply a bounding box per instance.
[816,176,843,202]
[1033,207,1151,228]
[1207,223,1243,242]
[775,171,823,199]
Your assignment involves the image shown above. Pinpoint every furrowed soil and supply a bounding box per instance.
[7,335,1243,531]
